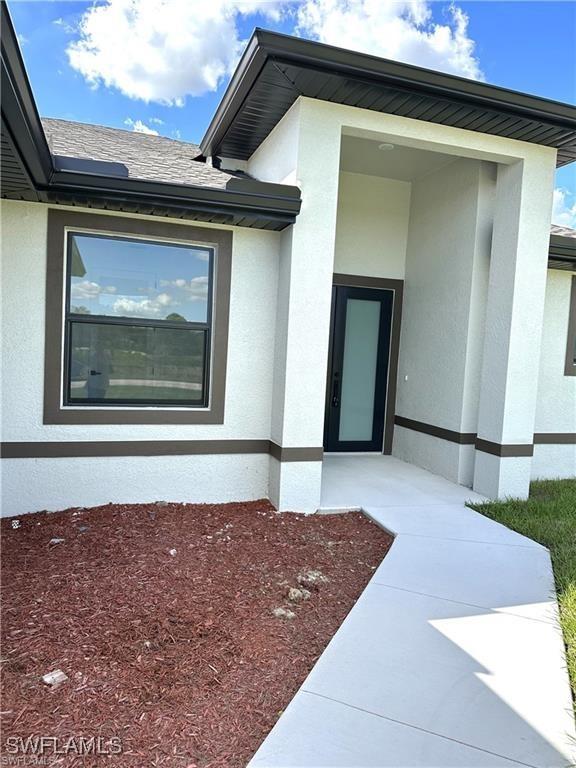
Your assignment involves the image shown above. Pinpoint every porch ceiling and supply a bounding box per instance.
[340,137,458,182]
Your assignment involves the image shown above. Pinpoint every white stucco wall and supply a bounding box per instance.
[2,97,570,513]
[3,454,270,515]
[1,201,280,442]
[247,101,301,186]
[393,158,494,484]
[0,200,281,515]
[334,172,411,279]
[532,269,576,479]
[473,154,556,499]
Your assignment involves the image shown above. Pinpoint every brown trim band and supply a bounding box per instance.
[3,432,574,459]
[533,433,576,445]
[269,443,324,462]
[44,210,232,425]
[1,440,324,461]
[474,439,534,458]
[333,274,403,455]
[394,415,476,445]
[395,417,575,453]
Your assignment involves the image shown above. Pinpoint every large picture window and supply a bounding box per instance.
[64,232,214,406]
[44,210,232,425]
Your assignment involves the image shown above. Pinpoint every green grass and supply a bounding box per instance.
[470,479,576,710]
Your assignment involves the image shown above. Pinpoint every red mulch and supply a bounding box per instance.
[1,500,393,767]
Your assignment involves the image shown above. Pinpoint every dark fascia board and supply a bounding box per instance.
[550,234,576,259]
[548,234,576,271]
[46,169,301,220]
[201,33,269,158]
[1,5,301,230]
[200,27,576,161]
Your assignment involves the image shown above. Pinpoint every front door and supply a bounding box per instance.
[324,285,393,452]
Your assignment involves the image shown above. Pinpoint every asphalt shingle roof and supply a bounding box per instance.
[42,117,236,190]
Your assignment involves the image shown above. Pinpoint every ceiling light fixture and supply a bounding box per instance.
[378,143,395,151]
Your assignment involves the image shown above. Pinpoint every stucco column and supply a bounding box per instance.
[269,104,342,511]
[473,156,555,499]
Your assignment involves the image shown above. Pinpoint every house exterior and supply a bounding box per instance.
[1,10,575,517]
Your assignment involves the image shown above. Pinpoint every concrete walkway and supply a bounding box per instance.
[249,456,576,768]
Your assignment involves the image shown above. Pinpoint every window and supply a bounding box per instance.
[566,275,576,377]
[44,211,232,425]
[65,232,213,407]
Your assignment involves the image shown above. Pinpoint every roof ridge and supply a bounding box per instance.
[40,116,200,149]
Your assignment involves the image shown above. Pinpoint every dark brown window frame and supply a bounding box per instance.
[566,275,576,377]
[44,210,232,424]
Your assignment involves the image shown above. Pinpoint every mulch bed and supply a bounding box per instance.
[1,500,393,767]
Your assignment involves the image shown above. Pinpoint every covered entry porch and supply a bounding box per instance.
[257,97,555,513]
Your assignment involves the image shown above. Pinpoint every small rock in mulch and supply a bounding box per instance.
[168,548,177,557]
[78,525,89,533]
[41,669,68,687]
[48,537,65,546]
[155,500,169,507]
[11,520,20,529]
[297,569,329,587]
[287,586,311,603]
[272,607,296,620]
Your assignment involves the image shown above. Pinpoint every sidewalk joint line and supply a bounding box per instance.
[301,690,538,768]
[369,581,557,626]
[387,530,543,550]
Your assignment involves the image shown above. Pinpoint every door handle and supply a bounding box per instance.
[332,372,340,407]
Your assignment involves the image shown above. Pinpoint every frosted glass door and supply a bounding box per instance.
[338,299,381,441]
[324,285,393,452]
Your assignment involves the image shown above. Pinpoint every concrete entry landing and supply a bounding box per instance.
[320,454,486,509]
[249,456,576,767]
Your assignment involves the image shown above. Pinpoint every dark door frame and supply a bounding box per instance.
[327,273,404,454]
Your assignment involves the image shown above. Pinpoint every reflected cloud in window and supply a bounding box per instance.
[69,233,211,322]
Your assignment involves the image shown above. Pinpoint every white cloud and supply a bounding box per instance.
[66,0,483,105]
[67,0,282,105]
[124,118,159,135]
[53,17,77,35]
[160,276,209,301]
[113,293,178,318]
[552,188,576,230]
[71,280,117,299]
[295,0,483,80]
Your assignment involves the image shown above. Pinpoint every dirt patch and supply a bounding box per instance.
[1,500,392,767]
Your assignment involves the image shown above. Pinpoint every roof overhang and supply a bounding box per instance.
[549,234,576,271]
[0,5,301,231]
[200,29,576,167]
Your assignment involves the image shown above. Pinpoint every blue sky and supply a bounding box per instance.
[9,0,576,225]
